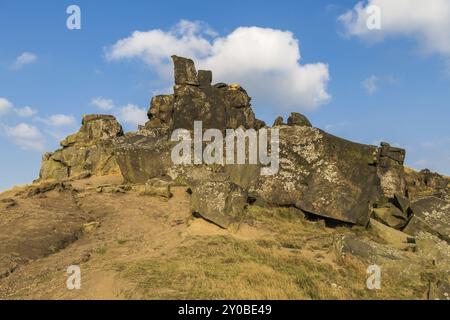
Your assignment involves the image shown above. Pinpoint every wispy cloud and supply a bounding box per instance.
[36,114,77,127]
[15,106,37,117]
[362,74,398,94]
[11,52,38,70]
[90,97,115,110]
[362,75,379,94]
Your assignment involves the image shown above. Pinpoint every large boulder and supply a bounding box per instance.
[114,135,173,183]
[190,180,248,228]
[226,126,383,225]
[39,115,123,181]
[368,218,415,251]
[287,112,312,127]
[371,203,409,230]
[404,197,450,243]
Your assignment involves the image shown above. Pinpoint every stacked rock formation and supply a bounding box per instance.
[38,56,450,245]
[40,114,123,181]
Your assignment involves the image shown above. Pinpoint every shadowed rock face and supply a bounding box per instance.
[38,56,450,233]
[404,197,450,243]
[155,55,264,132]
[225,126,383,225]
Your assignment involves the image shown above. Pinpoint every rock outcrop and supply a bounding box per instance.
[39,115,123,181]
[38,56,450,238]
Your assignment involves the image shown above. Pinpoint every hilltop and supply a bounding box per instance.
[0,56,449,299]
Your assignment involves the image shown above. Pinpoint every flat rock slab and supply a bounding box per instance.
[404,196,450,243]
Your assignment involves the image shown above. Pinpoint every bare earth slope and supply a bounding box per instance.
[1,174,449,300]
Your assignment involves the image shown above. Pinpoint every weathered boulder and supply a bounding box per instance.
[190,181,248,228]
[334,233,409,264]
[393,192,411,214]
[376,142,407,199]
[273,116,285,127]
[372,203,409,230]
[368,218,415,251]
[197,70,212,87]
[172,55,199,86]
[147,95,174,126]
[287,112,312,127]
[114,135,173,183]
[404,197,450,243]
[139,178,172,198]
[226,125,383,225]
[39,115,123,181]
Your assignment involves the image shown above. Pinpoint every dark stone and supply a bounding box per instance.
[287,112,312,127]
[273,116,285,126]
[372,203,409,229]
[404,197,450,243]
[172,55,199,86]
[190,181,248,228]
[197,70,212,87]
[376,142,407,198]
[393,192,411,213]
[147,95,174,125]
[213,82,228,89]
[226,126,384,225]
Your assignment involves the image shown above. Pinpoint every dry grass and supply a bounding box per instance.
[111,206,429,300]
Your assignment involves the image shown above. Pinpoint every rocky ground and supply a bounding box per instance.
[1,56,449,299]
[0,173,449,299]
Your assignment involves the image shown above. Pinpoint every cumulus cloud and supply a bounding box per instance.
[117,104,147,127]
[338,1,450,61]
[12,52,38,70]
[37,114,76,127]
[15,106,37,117]
[4,123,45,151]
[91,97,115,110]
[106,20,331,111]
[0,98,13,116]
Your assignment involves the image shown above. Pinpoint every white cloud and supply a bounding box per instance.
[37,114,76,127]
[15,106,37,117]
[339,1,450,61]
[362,75,379,94]
[91,97,115,110]
[362,74,398,94]
[106,20,331,111]
[4,123,45,151]
[0,98,13,116]
[12,52,38,70]
[117,104,147,127]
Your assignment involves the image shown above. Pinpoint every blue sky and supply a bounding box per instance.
[1,0,450,190]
